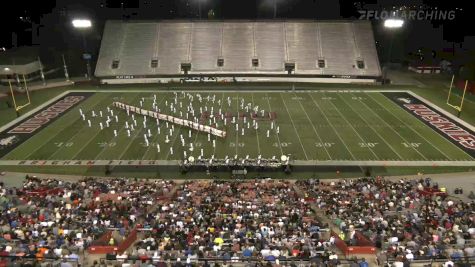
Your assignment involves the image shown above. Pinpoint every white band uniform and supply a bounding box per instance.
[112,102,227,138]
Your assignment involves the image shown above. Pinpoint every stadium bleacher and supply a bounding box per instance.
[95,20,381,83]
[1,176,474,267]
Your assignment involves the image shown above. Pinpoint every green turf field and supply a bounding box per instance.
[1,90,474,163]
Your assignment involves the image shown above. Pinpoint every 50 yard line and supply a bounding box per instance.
[264,93,284,156]
[251,93,261,155]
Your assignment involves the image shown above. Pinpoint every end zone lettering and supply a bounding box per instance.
[8,96,85,134]
[404,104,475,150]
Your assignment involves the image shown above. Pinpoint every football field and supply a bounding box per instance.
[1,90,474,164]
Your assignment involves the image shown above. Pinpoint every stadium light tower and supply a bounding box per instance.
[72,19,93,80]
[197,0,204,19]
[383,18,404,84]
[273,0,278,18]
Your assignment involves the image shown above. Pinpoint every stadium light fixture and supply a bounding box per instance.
[72,19,93,79]
[72,19,92,29]
[384,19,404,28]
[4,67,10,71]
[197,0,206,19]
[382,18,404,84]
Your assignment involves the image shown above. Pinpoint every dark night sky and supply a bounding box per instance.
[0,0,473,67]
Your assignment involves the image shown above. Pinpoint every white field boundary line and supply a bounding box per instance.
[0,90,71,133]
[294,93,332,160]
[250,93,261,155]
[324,92,380,160]
[407,91,475,132]
[308,92,356,160]
[4,88,473,134]
[279,93,309,160]
[392,92,475,161]
[295,160,475,166]
[69,98,142,161]
[265,93,284,156]
[48,95,117,160]
[65,89,416,94]
[338,93,406,161]
[1,160,473,167]
[16,95,108,160]
[346,92,423,160]
[4,89,473,161]
[367,93,456,161]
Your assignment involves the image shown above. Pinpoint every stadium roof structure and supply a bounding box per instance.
[95,20,382,81]
[0,46,41,76]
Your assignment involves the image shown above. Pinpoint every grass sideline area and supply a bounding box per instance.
[1,90,473,162]
[0,165,472,179]
[0,87,69,126]
[0,75,474,178]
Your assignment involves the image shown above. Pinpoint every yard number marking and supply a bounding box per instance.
[54,142,74,148]
[229,142,245,147]
[98,142,116,148]
[315,142,335,148]
[359,142,378,148]
[402,142,422,148]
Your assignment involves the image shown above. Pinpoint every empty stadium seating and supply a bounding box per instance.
[95,20,381,79]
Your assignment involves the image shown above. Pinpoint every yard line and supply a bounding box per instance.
[325,93,380,160]
[164,122,184,161]
[367,93,454,161]
[308,93,356,160]
[235,92,239,156]
[213,92,225,156]
[22,94,108,160]
[294,93,332,160]
[116,119,146,160]
[348,93,427,160]
[71,94,139,160]
[339,93,406,160]
[140,94,170,160]
[251,93,261,155]
[279,93,309,160]
[93,94,143,160]
[264,93,284,156]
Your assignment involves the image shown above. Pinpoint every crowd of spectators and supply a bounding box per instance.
[1,177,343,266]
[0,176,174,266]
[297,177,475,265]
[1,175,474,267]
[122,180,337,265]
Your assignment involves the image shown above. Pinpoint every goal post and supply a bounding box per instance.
[446,74,468,117]
[8,74,32,112]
